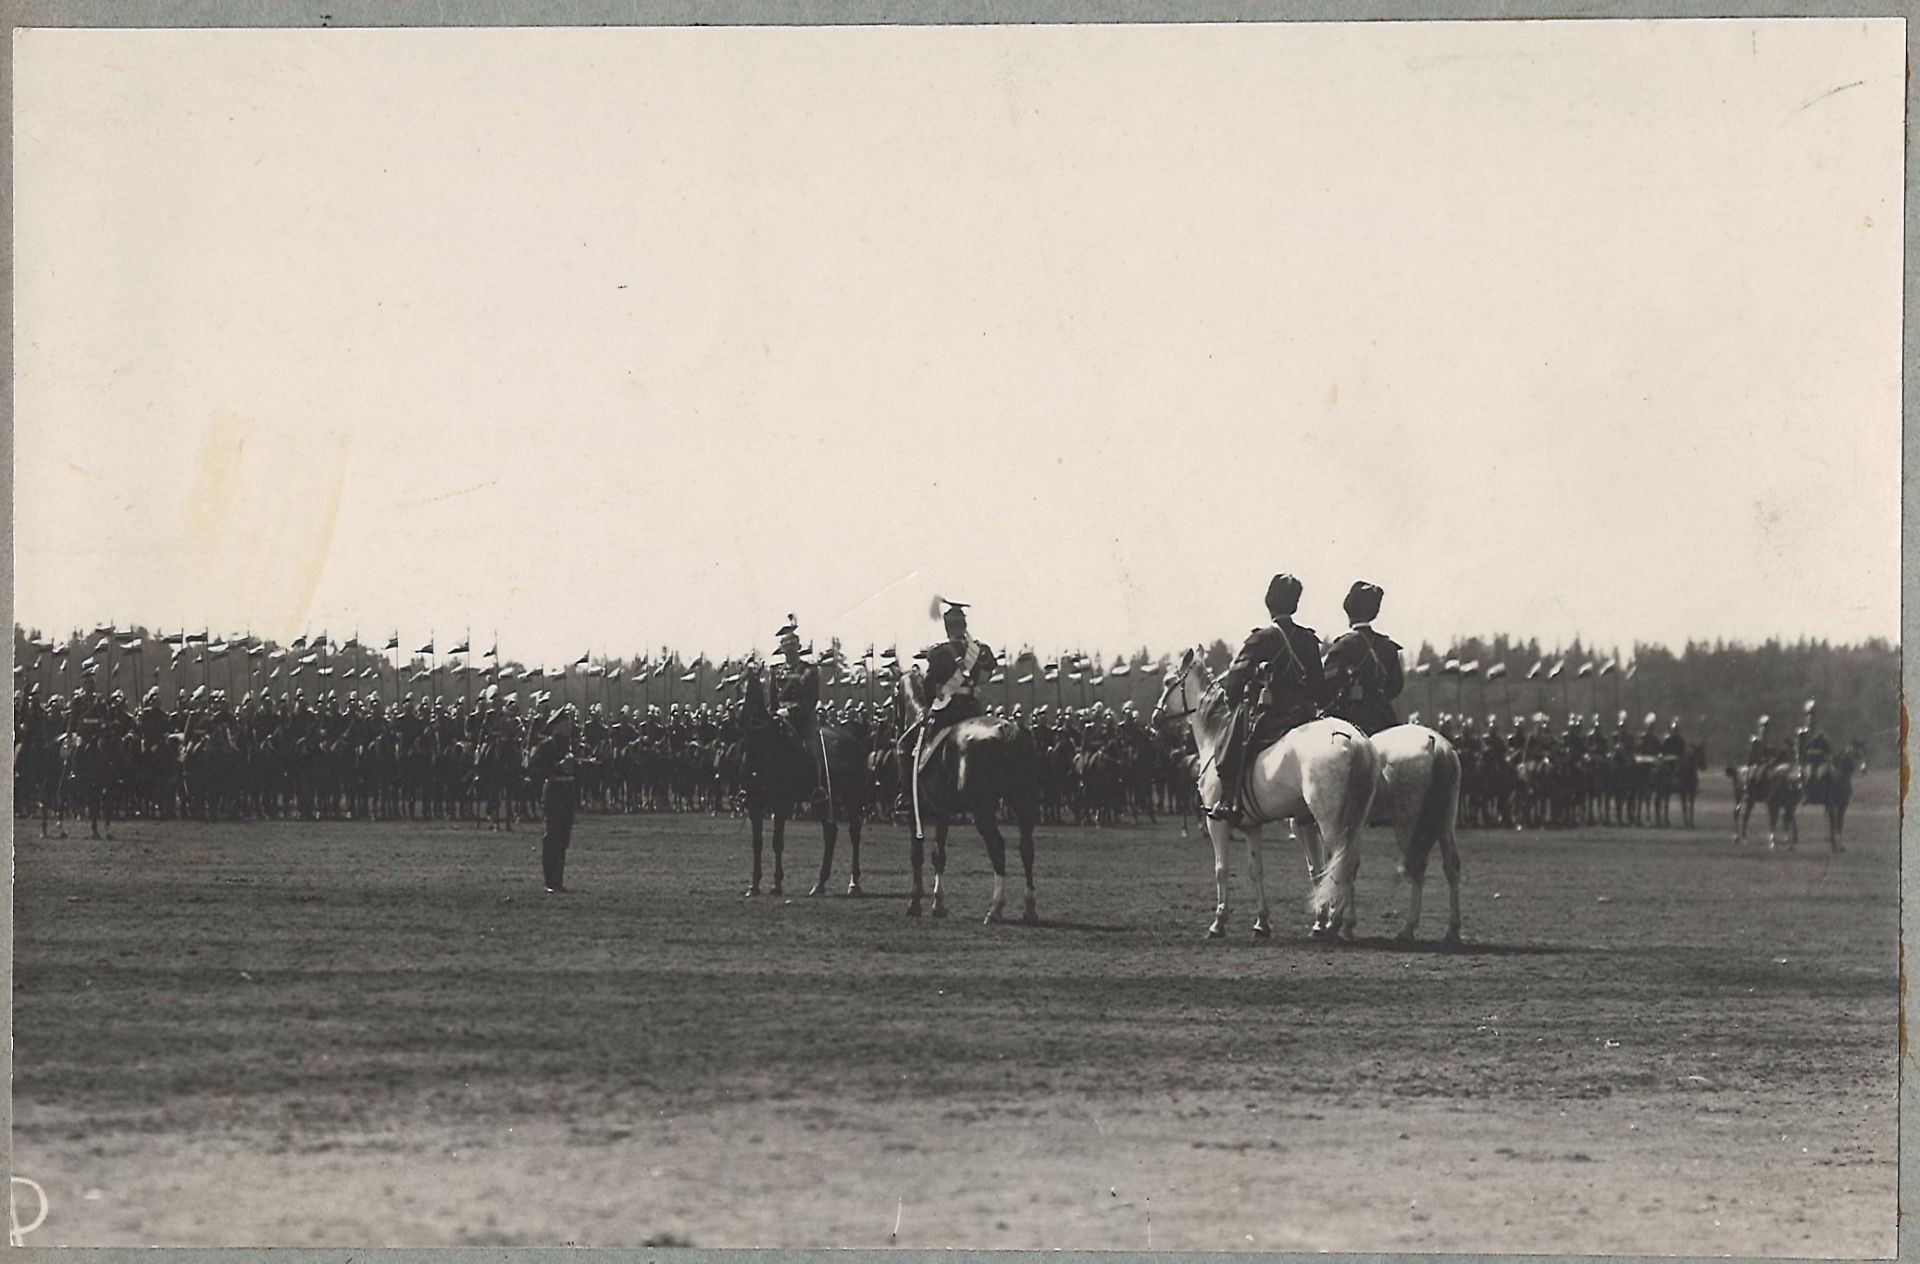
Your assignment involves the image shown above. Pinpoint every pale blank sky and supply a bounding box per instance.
[13,20,1904,665]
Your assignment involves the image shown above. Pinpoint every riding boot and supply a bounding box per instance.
[895,749,916,821]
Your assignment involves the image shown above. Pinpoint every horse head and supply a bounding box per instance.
[732,660,772,726]
[897,666,930,726]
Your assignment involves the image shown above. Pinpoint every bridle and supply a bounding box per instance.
[1151,650,1213,724]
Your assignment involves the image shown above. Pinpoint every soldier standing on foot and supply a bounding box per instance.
[530,708,581,892]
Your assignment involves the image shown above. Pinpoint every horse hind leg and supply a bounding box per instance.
[929,823,950,918]
[907,828,926,917]
[810,816,838,897]
[1016,818,1038,925]
[770,814,786,895]
[976,810,1010,925]
[847,814,864,896]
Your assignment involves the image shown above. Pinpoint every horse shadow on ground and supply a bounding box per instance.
[1267,935,1589,957]
[999,916,1134,934]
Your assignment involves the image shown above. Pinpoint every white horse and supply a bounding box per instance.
[1356,724,1463,945]
[1153,648,1380,940]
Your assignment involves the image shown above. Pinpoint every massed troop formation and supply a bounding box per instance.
[17,581,1767,846]
[11,675,1212,839]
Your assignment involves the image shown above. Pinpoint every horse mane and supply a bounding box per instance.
[899,670,930,724]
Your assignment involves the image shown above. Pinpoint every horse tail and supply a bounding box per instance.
[1313,730,1380,916]
[1401,739,1462,885]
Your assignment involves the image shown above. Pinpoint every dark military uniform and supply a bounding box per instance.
[1796,716,1830,772]
[528,724,580,891]
[899,605,998,827]
[1221,617,1324,746]
[773,657,822,736]
[921,636,998,731]
[1322,626,1403,736]
[1208,574,1324,821]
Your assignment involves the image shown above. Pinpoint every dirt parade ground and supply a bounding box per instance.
[11,775,1899,1254]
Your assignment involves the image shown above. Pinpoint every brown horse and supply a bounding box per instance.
[898,674,1040,924]
[1801,743,1866,851]
[733,662,873,898]
[1728,760,1802,848]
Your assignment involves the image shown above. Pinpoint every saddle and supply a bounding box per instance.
[914,715,1017,811]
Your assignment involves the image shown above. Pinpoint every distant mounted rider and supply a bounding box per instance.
[1659,717,1688,764]
[1209,573,1325,823]
[1747,715,1775,772]
[1320,580,1404,736]
[1795,699,1830,776]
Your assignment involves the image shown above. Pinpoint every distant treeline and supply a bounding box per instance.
[14,626,1899,767]
[1382,635,1898,767]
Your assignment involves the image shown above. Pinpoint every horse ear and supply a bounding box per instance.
[1180,647,1194,668]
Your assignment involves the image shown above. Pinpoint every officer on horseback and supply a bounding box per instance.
[1210,573,1325,823]
[1796,699,1830,776]
[1321,580,1404,736]
[897,599,999,826]
[1747,715,1775,771]
[1660,716,1688,762]
[921,600,997,730]
[771,618,821,740]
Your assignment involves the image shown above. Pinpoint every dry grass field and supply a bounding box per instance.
[12,774,1898,1253]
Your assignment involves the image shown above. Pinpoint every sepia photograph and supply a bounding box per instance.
[8,13,1906,1254]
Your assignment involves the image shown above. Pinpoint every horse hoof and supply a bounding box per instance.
[1206,923,1226,940]
[807,883,826,898]
[1443,929,1463,949]
[1251,922,1272,940]
[1023,896,1038,926]
[1394,928,1416,944]
[906,901,922,918]
[744,885,760,898]
[770,883,783,896]
[847,882,864,897]
[984,909,1002,925]
[931,903,949,920]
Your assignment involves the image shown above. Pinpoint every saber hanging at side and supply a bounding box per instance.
[912,721,926,842]
[819,729,835,813]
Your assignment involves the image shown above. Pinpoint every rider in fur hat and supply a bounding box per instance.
[1210,573,1325,822]
[1320,580,1404,736]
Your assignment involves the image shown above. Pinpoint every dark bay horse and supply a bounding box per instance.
[1728,760,1802,848]
[734,663,872,897]
[1801,743,1866,851]
[899,676,1040,924]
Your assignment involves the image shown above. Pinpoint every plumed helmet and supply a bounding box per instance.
[1804,698,1818,714]
[1343,581,1384,624]
[1643,712,1657,727]
[1264,573,1303,618]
